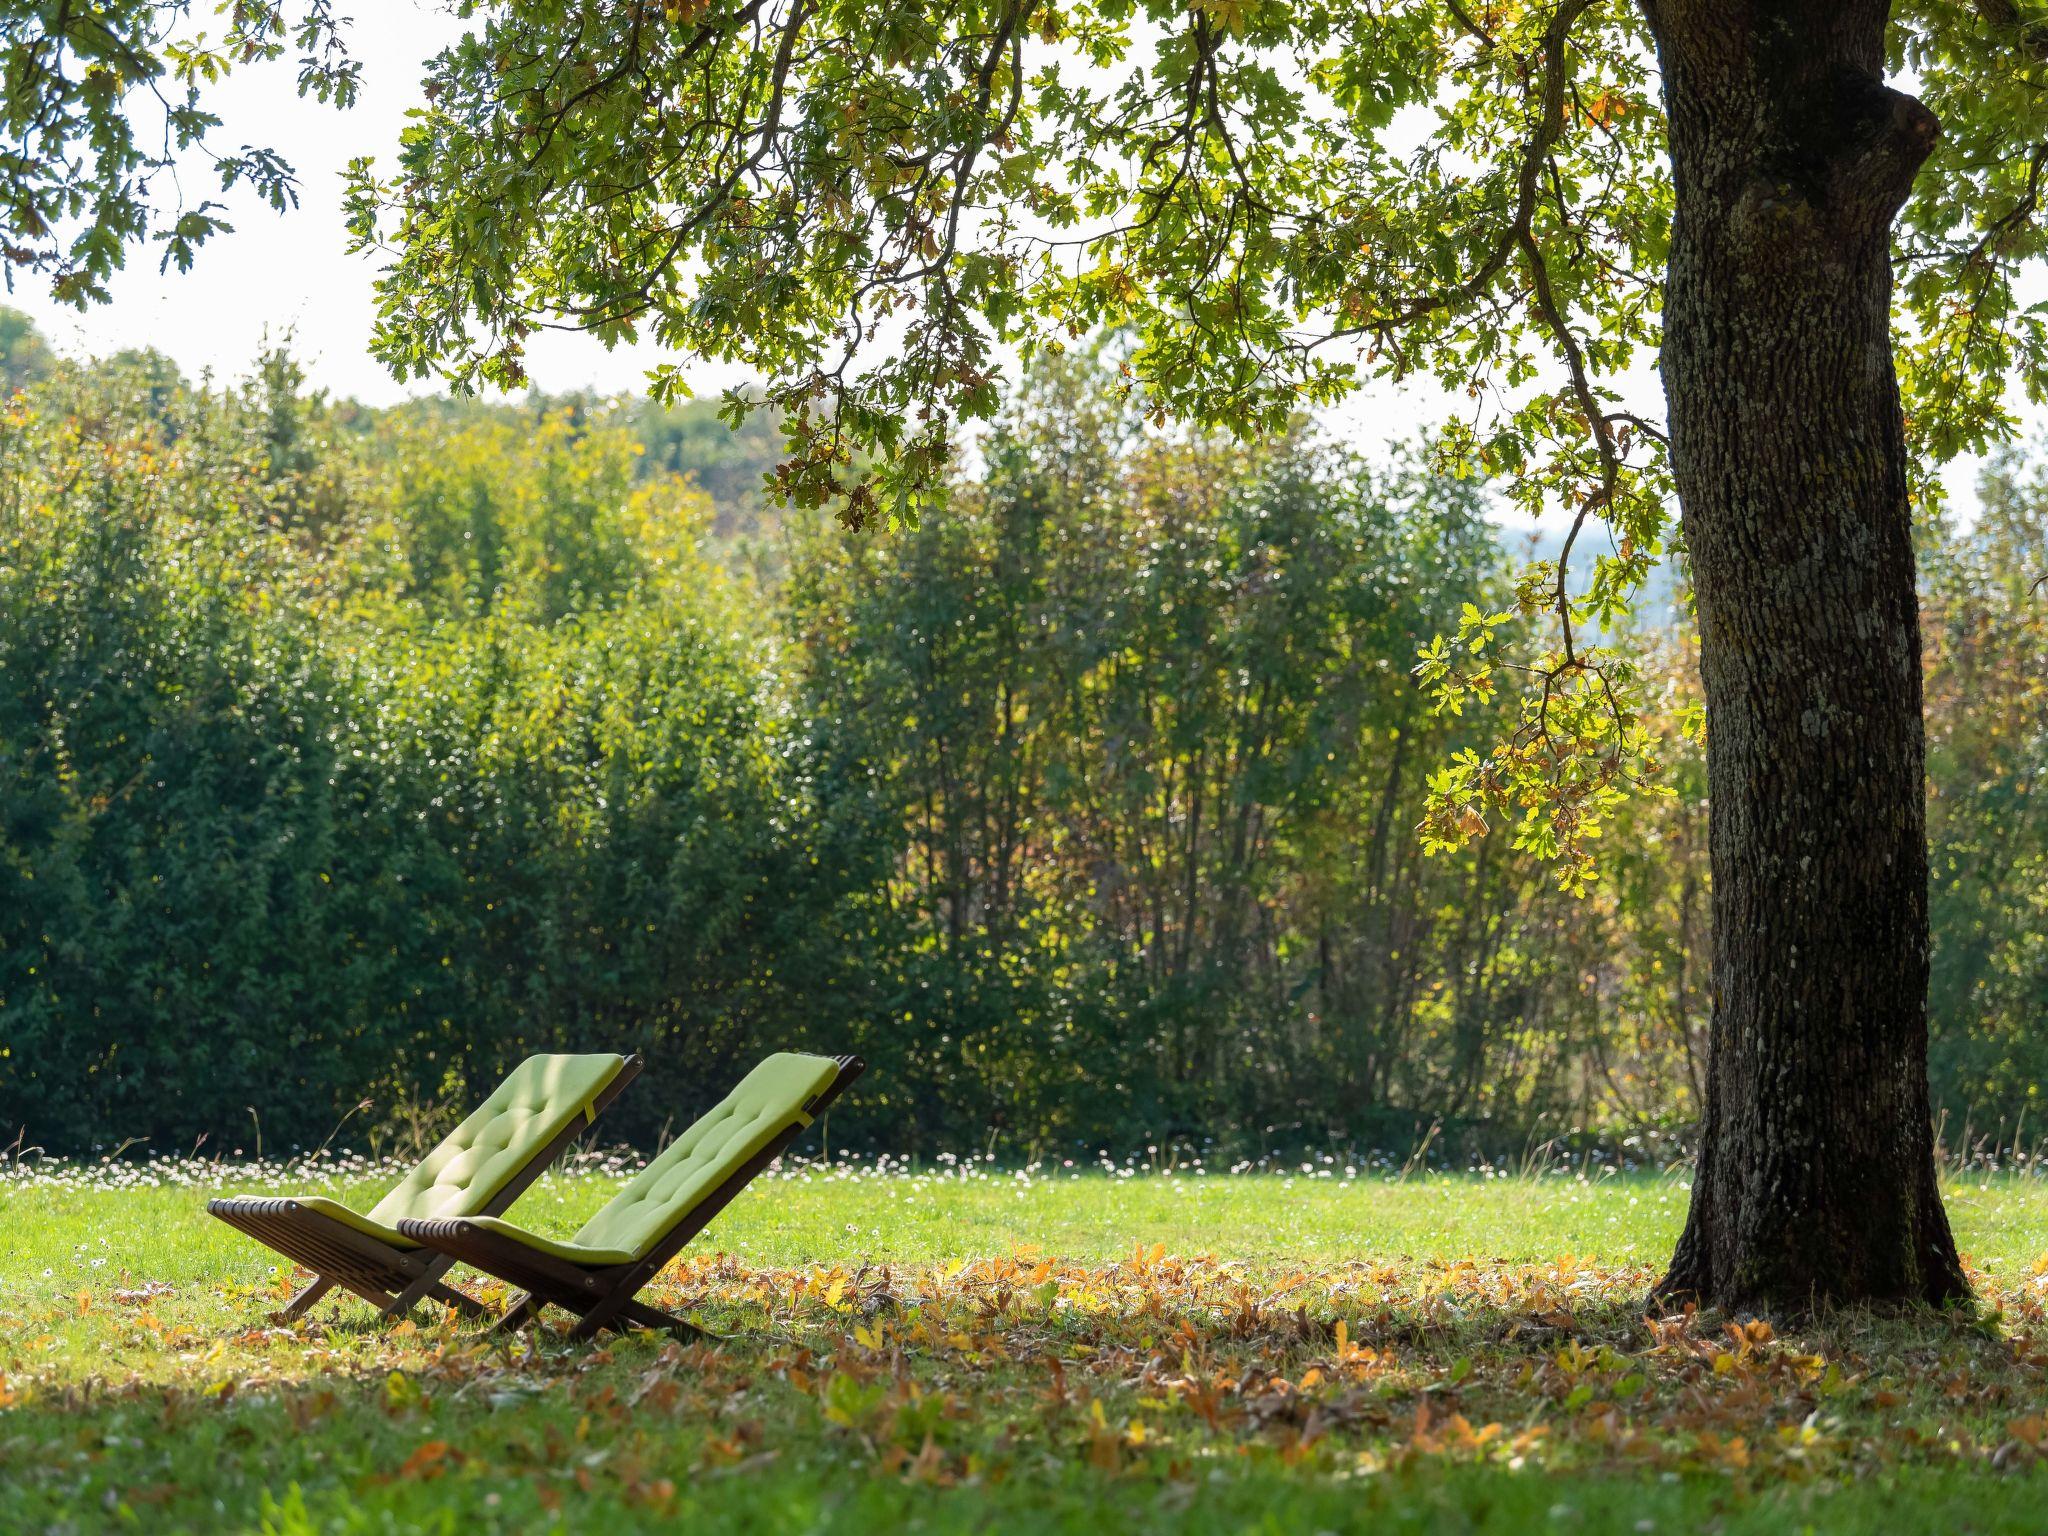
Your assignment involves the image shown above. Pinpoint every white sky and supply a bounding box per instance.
[5,2,728,405]
[0,2,2003,522]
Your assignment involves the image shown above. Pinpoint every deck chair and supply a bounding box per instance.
[398,1051,863,1342]
[209,1052,642,1323]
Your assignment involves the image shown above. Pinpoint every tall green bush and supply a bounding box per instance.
[0,361,877,1152]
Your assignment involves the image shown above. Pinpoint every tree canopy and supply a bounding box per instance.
[12,4,2047,881]
[344,2,2048,479]
[330,0,2048,883]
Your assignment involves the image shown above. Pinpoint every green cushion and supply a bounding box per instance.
[569,1052,839,1261]
[440,1215,637,1267]
[286,1195,414,1249]
[363,1053,627,1230]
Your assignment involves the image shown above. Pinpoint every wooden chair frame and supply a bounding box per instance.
[400,1054,864,1342]
[209,1053,644,1324]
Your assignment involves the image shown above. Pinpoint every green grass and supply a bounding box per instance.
[5,1160,2048,1533]
[8,1158,1710,1278]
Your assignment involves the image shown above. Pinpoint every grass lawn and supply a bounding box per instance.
[5,1155,2048,1533]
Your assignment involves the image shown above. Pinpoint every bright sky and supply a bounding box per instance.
[1,4,2005,520]
[5,2,732,405]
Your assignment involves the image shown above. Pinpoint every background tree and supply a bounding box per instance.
[339,0,2048,1313]
[1922,453,2048,1134]
[5,317,2042,1183]
[2,337,1711,1159]
[783,357,1569,1147]
[0,306,54,392]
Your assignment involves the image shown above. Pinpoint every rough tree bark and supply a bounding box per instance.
[1641,1,1970,1312]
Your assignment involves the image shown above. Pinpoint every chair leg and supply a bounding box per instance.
[566,1287,633,1342]
[424,1281,493,1321]
[565,1287,707,1343]
[380,1254,491,1323]
[331,1275,405,1312]
[382,1267,439,1319]
[273,1276,334,1324]
[618,1298,710,1340]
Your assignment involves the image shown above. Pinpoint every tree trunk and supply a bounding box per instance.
[1643,0,1968,1312]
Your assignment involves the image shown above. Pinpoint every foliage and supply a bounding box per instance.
[627,392,788,536]
[1898,3,2048,467]
[0,350,871,1152]
[6,1167,2048,1531]
[1921,451,2048,1132]
[0,305,53,392]
[0,3,357,303]
[325,1,2048,887]
[1,321,2044,1157]
[784,357,1670,1149]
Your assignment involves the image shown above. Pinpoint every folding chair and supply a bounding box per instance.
[399,1052,862,1341]
[209,1052,642,1323]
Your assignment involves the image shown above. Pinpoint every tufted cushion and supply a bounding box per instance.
[568,1053,839,1261]
[362,1053,627,1236]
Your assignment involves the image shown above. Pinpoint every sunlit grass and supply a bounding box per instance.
[5,1151,1709,1288]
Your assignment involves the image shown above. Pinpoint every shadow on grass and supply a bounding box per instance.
[6,1253,2047,1533]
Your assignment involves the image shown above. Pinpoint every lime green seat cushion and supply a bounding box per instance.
[563,1052,839,1262]
[285,1195,413,1247]
[440,1215,637,1267]
[357,1053,628,1232]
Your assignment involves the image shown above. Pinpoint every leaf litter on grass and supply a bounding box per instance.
[8,1244,2048,1514]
